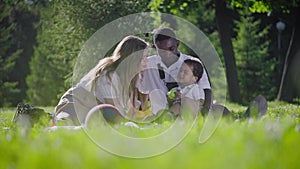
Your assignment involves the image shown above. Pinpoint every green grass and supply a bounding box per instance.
[0,101,299,169]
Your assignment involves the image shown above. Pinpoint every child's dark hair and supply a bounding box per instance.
[184,58,203,82]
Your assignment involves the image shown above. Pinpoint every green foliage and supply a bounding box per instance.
[5,0,297,106]
[148,0,227,101]
[229,0,270,13]
[0,3,22,107]
[0,102,300,169]
[26,3,75,106]
[26,0,150,106]
[0,1,40,106]
[148,0,217,37]
[228,0,299,13]
[233,8,277,103]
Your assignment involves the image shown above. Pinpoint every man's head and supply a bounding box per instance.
[153,28,180,67]
[153,28,176,44]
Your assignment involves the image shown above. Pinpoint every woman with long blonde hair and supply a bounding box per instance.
[54,35,149,125]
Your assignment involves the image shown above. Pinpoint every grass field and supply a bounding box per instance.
[0,101,299,169]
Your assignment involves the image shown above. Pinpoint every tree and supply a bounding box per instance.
[0,1,39,106]
[214,0,242,103]
[26,3,79,105]
[26,0,150,106]
[228,0,300,102]
[149,0,242,103]
[9,2,39,105]
[0,2,23,106]
[233,7,276,102]
[277,7,300,102]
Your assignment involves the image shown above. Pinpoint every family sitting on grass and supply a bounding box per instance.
[53,27,211,126]
[14,28,267,127]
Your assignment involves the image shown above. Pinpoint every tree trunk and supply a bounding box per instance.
[214,0,242,103]
[277,7,300,102]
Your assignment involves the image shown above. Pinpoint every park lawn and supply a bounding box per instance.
[0,101,299,169]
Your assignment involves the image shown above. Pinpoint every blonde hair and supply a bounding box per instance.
[95,35,148,77]
[81,35,148,109]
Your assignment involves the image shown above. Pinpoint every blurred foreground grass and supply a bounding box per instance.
[0,101,299,169]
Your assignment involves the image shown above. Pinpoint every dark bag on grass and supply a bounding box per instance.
[13,103,50,127]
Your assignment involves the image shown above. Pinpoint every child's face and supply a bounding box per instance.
[177,63,197,87]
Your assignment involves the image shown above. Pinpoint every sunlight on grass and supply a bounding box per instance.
[0,102,299,169]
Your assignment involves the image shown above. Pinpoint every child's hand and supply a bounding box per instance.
[175,91,182,99]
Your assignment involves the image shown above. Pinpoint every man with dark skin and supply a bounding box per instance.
[137,28,212,115]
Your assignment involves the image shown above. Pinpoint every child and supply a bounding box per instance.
[167,58,204,116]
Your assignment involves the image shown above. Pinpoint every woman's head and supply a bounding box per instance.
[95,35,149,76]
[113,35,148,61]
[111,36,148,72]
[99,36,148,74]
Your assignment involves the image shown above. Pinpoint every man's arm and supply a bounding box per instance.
[202,89,212,116]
